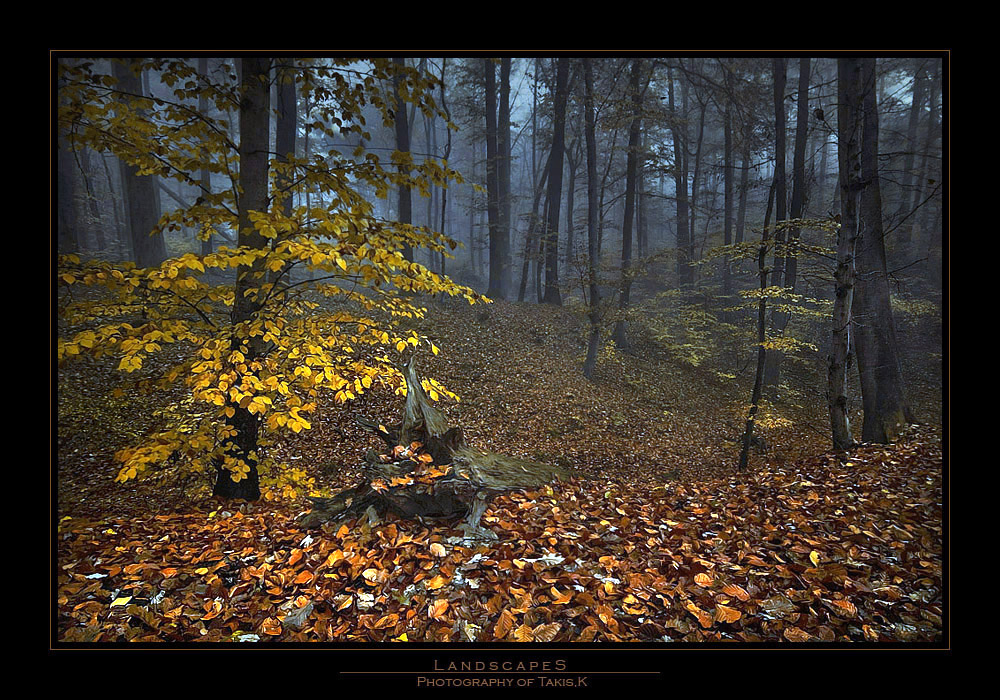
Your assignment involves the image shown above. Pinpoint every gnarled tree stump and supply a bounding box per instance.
[300,357,570,536]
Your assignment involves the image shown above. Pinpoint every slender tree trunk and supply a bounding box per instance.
[271,57,296,284]
[854,58,913,443]
[764,57,807,390]
[518,161,550,302]
[542,57,569,305]
[612,59,643,349]
[565,144,578,266]
[582,59,602,380]
[735,143,750,245]
[112,59,168,268]
[439,58,452,278]
[393,58,413,262]
[214,57,270,500]
[668,65,691,286]
[738,179,777,472]
[896,61,926,250]
[688,95,706,276]
[498,58,512,297]
[484,59,504,299]
[830,57,862,452]
[723,95,734,309]
[198,57,214,256]
[770,57,788,294]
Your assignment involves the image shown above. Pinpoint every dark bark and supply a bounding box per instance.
[612,59,644,349]
[764,57,807,390]
[57,136,81,254]
[896,61,926,248]
[393,58,413,262]
[498,58,512,297]
[735,143,750,245]
[723,92,734,307]
[830,58,862,452]
[213,57,270,501]
[198,57,213,256]
[582,58,601,380]
[484,59,504,299]
[769,58,788,294]
[854,58,913,443]
[111,60,168,268]
[439,59,452,278]
[301,358,570,531]
[738,179,777,472]
[517,160,550,303]
[542,58,570,305]
[668,65,691,286]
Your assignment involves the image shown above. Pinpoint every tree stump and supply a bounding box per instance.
[300,357,571,537]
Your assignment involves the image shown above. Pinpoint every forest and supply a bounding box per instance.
[53,53,946,652]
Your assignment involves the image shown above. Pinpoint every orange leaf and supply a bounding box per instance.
[429,599,449,620]
[827,598,857,617]
[424,574,448,590]
[293,570,314,585]
[261,617,282,635]
[714,604,742,624]
[722,583,750,601]
[685,602,714,629]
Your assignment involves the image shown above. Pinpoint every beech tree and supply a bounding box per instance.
[57,57,483,500]
[830,57,863,451]
[853,58,913,443]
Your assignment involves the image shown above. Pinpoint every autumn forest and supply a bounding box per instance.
[53,53,947,655]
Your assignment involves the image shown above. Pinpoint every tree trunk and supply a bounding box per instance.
[829,57,862,452]
[612,59,643,350]
[213,57,270,501]
[896,61,926,250]
[484,59,504,299]
[582,59,601,380]
[517,160,550,303]
[722,92,733,310]
[198,57,214,257]
[498,58,512,297]
[57,135,81,255]
[301,358,570,532]
[668,65,691,286]
[542,58,569,306]
[393,58,413,262]
[764,57,807,391]
[738,179,777,472]
[112,59,168,268]
[854,58,913,443]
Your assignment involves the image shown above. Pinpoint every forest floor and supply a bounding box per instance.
[54,299,945,644]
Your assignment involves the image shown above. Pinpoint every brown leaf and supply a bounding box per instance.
[532,622,560,642]
[783,626,814,642]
